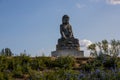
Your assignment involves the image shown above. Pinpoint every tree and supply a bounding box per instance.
[0,48,13,56]
[87,43,97,57]
[88,39,120,57]
[87,39,120,69]
[0,49,5,56]
[110,39,120,57]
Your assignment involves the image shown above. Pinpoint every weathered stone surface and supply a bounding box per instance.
[57,15,80,51]
[56,38,80,51]
[51,15,84,57]
[60,15,74,39]
[51,50,84,57]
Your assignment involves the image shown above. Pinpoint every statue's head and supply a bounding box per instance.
[62,15,69,24]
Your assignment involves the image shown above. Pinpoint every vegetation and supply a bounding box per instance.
[0,48,13,56]
[0,54,76,79]
[0,39,120,80]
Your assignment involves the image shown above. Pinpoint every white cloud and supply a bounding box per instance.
[76,3,86,9]
[90,0,120,5]
[80,39,92,48]
[80,39,92,57]
[107,0,120,5]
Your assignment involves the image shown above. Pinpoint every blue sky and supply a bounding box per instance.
[0,0,120,56]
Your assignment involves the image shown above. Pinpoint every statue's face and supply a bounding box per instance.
[62,16,69,24]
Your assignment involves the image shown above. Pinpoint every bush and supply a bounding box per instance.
[54,56,75,69]
[12,70,23,78]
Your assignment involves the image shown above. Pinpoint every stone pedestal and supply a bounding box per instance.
[57,38,80,50]
[51,38,84,57]
[51,49,84,57]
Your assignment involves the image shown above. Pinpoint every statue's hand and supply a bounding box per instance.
[62,36,67,39]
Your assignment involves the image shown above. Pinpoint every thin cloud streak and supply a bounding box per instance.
[90,0,120,5]
[76,3,86,9]
[107,0,120,5]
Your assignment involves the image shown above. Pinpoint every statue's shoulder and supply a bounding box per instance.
[67,24,72,28]
[68,24,71,26]
[60,24,63,26]
[60,24,63,28]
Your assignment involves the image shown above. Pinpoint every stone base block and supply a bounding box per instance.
[51,50,84,57]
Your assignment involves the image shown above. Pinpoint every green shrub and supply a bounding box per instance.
[12,70,23,78]
[54,56,75,69]
[0,72,4,80]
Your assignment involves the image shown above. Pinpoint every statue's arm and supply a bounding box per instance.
[60,25,66,39]
[69,25,74,38]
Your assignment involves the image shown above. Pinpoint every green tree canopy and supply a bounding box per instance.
[0,48,13,56]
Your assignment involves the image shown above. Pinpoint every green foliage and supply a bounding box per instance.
[12,68,23,78]
[57,56,75,69]
[0,48,13,56]
[86,39,120,70]
[0,72,13,80]
[88,39,120,57]
[0,55,119,79]
[0,72,4,80]
[0,40,120,80]
[117,59,120,68]
[30,57,47,70]
[0,55,76,79]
